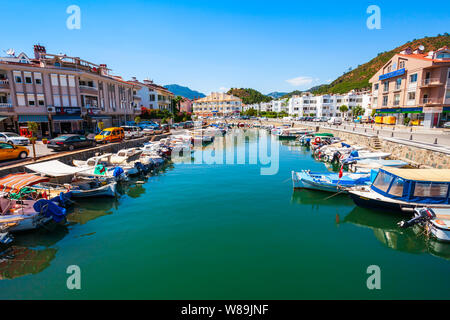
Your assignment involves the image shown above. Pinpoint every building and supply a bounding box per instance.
[272,99,289,113]
[0,45,141,136]
[370,45,450,128]
[193,92,242,117]
[179,97,193,113]
[288,91,372,118]
[130,78,174,111]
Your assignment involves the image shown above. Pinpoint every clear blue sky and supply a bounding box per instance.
[2,0,449,95]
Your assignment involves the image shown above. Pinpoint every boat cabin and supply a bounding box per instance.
[371,168,450,205]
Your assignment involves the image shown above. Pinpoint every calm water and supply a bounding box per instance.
[0,129,449,299]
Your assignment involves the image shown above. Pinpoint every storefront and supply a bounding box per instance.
[17,115,50,138]
[375,107,425,126]
[0,116,15,132]
[51,115,83,135]
[86,115,112,134]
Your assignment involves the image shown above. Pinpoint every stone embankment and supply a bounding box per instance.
[220,119,450,169]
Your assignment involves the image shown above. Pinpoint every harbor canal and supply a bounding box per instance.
[0,129,449,299]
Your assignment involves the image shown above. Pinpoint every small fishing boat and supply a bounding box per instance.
[340,150,391,164]
[348,168,450,213]
[398,207,450,242]
[291,170,372,193]
[0,197,67,232]
[347,159,409,173]
[32,178,117,198]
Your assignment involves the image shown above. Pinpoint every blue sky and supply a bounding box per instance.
[1,0,449,95]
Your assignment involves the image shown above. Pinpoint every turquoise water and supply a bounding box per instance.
[0,129,449,299]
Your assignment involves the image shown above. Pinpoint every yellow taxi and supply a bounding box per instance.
[94,127,125,144]
[0,142,29,161]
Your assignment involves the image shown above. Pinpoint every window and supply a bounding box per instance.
[70,96,78,106]
[62,95,70,106]
[383,81,389,92]
[17,93,26,106]
[394,94,400,106]
[409,73,418,83]
[34,73,42,85]
[68,76,76,87]
[53,94,61,107]
[395,78,402,90]
[374,83,379,91]
[59,75,67,86]
[24,72,32,84]
[373,97,378,107]
[436,52,450,59]
[373,172,394,192]
[27,94,35,106]
[37,94,45,106]
[51,74,59,86]
[399,61,405,69]
[382,96,388,106]
[13,71,22,83]
[446,89,450,100]
[408,92,416,101]
[414,182,449,198]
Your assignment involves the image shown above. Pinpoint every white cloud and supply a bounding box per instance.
[285,76,314,87]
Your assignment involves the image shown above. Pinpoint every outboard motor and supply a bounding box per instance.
[33,199,67,223]
[113,166,127,182]
[134,162,146,174]
[331,151,341,164]
[398,208,436,228]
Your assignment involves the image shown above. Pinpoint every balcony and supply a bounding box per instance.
[0,79,9,90]
[79,85,98,95]
[133,95,142,101]
[420,78,443,87]
[420,98,441,105]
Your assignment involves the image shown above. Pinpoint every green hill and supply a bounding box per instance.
[227,88,272,105]
[164,84,206,99]
[311,34,449,95]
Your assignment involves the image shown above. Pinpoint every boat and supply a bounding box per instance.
[347,159,409,173]
[340,150,391,164]
[291,170,372,193]
[0,197,67,232]
[25,161,118,198]
[398,207,450,242]
[72,154,133,179]
[348,168,450,213]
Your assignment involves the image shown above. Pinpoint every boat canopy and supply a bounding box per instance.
[26,160,88,177]
[0,173,49,193]
[371,168,450,204]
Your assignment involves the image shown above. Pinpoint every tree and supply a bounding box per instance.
[352,105,365,117]
[134,116,141,124]
[27,122,38,137]
[339,105,349,117]
[172,96,183,113]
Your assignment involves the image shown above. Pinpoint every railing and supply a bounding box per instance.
[0,103,13,108]
[0,79,9,88]
[420,98,440,105]
[421,78,443,86]
[79,85,98,92]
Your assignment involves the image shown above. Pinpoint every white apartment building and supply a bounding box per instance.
[288,91,372,117]
[271,99,289,113]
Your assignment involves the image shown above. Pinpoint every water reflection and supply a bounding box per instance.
[341,207,450,260]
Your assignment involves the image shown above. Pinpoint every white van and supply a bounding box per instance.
[328,117,343,125]
[121,126,143,139]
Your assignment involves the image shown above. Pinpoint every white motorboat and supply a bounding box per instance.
[398,208,450,242]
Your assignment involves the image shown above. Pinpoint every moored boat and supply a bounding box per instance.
[348,168,450,213]
[398,207,450,242]
[291,170,372,193]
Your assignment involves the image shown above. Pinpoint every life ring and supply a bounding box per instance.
[314,137,321,144]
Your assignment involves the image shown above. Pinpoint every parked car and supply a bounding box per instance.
[153,126,164,135]
[121,126,143,139]
[142,127,155,135]
[0,142,29,161]
[95,127,125,144]
[161,124,170,132]
[48,134,96,151]
[328,117,343,125]
[0,132,30,146]
[443,122,450,129]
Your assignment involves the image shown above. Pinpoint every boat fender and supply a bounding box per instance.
[314,137,321,144]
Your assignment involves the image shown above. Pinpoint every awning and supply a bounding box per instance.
[88,115,112,120]
[18,115,49,123]
[376,107,423,114]
[0,173,49,193]
[52,115,83,121]
[26,160,88,177]
[0,116,8,122]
